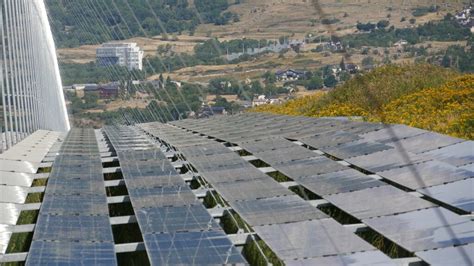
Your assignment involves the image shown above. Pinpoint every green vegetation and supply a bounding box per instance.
[357,229,413,258]
[439,44,474,73]
[60,63,145,85]
[46,0,237,48]
[251,64,474,140]
[220,211,250,234]
[412,5,439,17]
[344,18,471,48]
[243,240,284,266]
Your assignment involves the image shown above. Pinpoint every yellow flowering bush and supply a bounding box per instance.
[373,75,474,139]
[249,64,473,140]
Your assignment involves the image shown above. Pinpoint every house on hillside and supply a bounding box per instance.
[345,63,360,74]
[84,84,99,96]
[198,106,227,118]
[394,39,408,52]
[275,69,307,81]
[98,82,120,99]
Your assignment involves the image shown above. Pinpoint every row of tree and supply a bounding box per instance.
[46,0,237,48]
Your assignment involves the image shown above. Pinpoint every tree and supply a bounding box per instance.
[377,20,390,29]
[324,75,338,88]
[307,76,324,90]
[263,71,276,84]
[409,18,416,24]
[279,36,286,45]
[362,56,375,68]
[83,93,99,109]
[340,57,346,71]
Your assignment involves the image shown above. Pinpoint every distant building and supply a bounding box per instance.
[83,82,120,99]
[345,63,360,74]
[96,43,144,71]
[394,39,408,50]
[251,95,282,107]
[98,82,120,99]
[275,69,307,81]
[84,84,98,93]
[198,106,227,118]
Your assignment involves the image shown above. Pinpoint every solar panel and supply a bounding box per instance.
[418,178,474,212]
[254,219,375,260]
[363,207,474,252]
[424,141,474,167]
[0,172,35,187]
[135,205,220,234]
[326,185,435,219]
[127,185,198,209]
[27,128,116,265]
[296,169,385,196]
[40,194,109,216]
[253,146,318,165]
[239,138,296,153]
[27,241,117,265]
[360,124,426,144]
[105,126,247,264]
[285,250,396,266]
[213,178,292,202]
[387,132,463,154]
[415,244,474,266]
[198,167,269,184]
[377,160,473,190]
[346,148,427,172]
[300,131,361,149]
[33,215,115,242]
[0,203,21,225]
[143,231,246,265]
[275,156,347,178]
[321,139,393,159]
[231,195,328,226]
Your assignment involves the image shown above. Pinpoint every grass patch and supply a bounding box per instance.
[31,178,48,187]
[106,185,129,197]
[109,202,135,217]
[104,172,123,181]
[16,210,39,225]
[318,205,360,224]
[357,228,414,258]
[289,185,321,200]
[112,223,143,244]
[267,171,292,182]
[25,193,44,204]
[117,251,150,266]
[36,167,52,173]
[220,211,251,234]
[102,160,120,168]
[249,159,270,168]
[203,191,227,208]
[237,149,252,156]
[189,179,201,189]
[243,239,284,266]
[6,232,34,253]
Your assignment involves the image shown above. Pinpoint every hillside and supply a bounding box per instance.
[250,64,474,139]
[46,0,238,48]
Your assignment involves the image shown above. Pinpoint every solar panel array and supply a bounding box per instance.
[0,130,61,254]
[4,112,472,265]
[26,128,117,265]
[104,126,246,265]
[132,112,474,265]
[139,122,392,264]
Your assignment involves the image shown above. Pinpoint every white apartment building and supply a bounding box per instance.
[96,42,144,71]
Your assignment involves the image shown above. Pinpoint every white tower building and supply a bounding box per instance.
[96,43,144,71]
